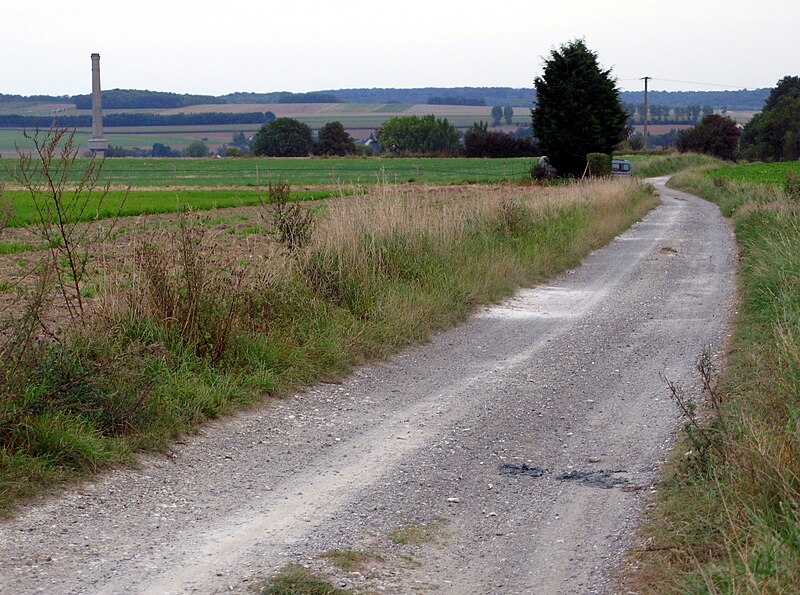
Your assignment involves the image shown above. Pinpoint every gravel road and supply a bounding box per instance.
[0,177,737,594]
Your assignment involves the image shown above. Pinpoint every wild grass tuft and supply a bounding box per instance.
[256,565,346,595]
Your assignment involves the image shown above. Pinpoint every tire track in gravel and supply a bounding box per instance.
[0,177,737,594]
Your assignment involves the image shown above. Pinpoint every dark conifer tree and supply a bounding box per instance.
[532,40,628,176]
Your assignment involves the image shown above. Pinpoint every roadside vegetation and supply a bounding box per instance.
[630,159,800,592]
[623,152,721,178]
[0,128,658,515]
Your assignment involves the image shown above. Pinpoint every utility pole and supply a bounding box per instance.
[641,76,651,151]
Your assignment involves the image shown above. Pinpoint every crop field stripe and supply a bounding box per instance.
[709,160,800,186]
[0,157,533,186]
[5,189,341,227]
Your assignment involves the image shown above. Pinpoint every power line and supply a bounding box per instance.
[648,78,751,89]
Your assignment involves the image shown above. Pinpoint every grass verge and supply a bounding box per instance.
[0,179,657,516]
[620,151,721,178]
[629,166,800,592]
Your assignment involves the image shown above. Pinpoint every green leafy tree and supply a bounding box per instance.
[764,76,800,110]
[184,140,208,157]
[252,117,313,157]
[376,115,460,154]
[491,105,503,126]
[152,142,176,157]
[231,131,247,146]
[676,114,740,160]
[316,121,356,156]
[532,39,628,176]
[503,105,514,125]
[629,132,645,151]
[739,76,800,161]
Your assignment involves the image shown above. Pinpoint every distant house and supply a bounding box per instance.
[364,133,383,152]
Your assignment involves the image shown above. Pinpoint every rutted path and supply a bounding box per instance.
[0,177,736,594]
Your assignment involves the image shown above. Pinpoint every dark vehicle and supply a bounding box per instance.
[611,159,633,177]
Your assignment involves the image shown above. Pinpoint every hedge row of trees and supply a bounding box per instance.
[247,115,537,158]
[72,89,223,109]
[623,103,715,124]
[0,111,276,129]
[251,118,357,157]
[464,122,538,157]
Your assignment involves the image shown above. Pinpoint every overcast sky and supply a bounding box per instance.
[4,0,797,97]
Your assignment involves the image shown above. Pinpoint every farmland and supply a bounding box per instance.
[0,102,532,156]
[1,156,536,187]
[3,189,341,228]
[708,159,800,185]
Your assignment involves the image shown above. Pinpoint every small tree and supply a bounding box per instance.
[532,39,628,176]
[491,105,503,126]
[252,118,313,157]
[12,125,125,324]
[231,131,248,147]
[152,142,175,157]
[676,114,740,160]
[629,132,645,151]
[316,121,356,156]
[503,105,514,125]
[184,140,208,157]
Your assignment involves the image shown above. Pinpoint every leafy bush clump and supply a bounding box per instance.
[784,172,800,200]
[586,153,611,177]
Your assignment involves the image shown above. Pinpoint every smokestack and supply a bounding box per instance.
[88,53,109,155]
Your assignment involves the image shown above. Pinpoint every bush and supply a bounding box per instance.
[586,153,611,177]
[184,140,209,158]
[785,172,800,200]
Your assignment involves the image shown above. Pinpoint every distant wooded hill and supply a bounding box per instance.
[0,86,772,112]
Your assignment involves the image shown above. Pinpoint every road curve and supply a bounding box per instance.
[0,177,737,594]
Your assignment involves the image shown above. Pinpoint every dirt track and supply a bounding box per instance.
[0,177,737,594]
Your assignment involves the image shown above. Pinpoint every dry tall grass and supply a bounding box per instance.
[0,177,657,514]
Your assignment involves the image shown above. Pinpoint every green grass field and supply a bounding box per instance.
[1,157,535,187]
[5,189,341,227]
[709,160,800,185]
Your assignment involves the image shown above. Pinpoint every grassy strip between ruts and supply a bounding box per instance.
[4,189,344,228]
[628,165,800,592]
[0,179,657,516]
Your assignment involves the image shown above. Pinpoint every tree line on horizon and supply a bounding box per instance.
[0,86,773,112]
